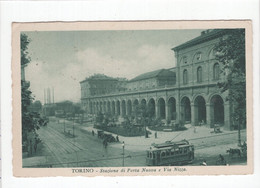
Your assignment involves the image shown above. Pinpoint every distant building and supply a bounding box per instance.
[127,69,176,91]
[80,29,241,130]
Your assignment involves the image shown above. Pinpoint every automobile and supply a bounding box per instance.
[103,134,116,142]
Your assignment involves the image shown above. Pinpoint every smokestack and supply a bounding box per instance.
[44,88,47,104]
[52,87,54,104]
[44,89,45,104]
[48,88,51,104]
[47,88,49,104]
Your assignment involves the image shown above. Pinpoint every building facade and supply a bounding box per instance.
[80,29,234,130]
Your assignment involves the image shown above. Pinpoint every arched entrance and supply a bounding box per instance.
[158,98,166,119]
[121,100,126,116]
[181,97,191,123]
[96,102,99,113]
[111,101,115,115]
[211,95,224,125]
[133,99,139,116]
[103,102,106,113]
[141,99,147,106]
[127,100,132,116]
[194,96,206,124]
[107,101,111,114]
[116,100,120,115]
[168,97,176,120]
[99,102,103,113]
[148,98,156,118]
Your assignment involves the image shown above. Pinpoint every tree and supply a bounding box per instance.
[215,29,246,145]
[21,33,44,149]
[29,100,42,113]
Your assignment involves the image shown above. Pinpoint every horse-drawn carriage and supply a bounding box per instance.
[226,142,247,158]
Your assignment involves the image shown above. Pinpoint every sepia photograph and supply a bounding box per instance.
[12,21,252,176]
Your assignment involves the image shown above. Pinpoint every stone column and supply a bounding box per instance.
[175,95,180,124]
[131,101,135,116]
[156,102,159,118]
[206,103,213,128]
[224,101,231,130]
[165,103,169,121]
[126,102,129,116]
[120,102,124,116]
[191,103,199,126]
[191,103,195,126]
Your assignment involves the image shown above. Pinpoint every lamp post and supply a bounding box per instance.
[122,141,125,167]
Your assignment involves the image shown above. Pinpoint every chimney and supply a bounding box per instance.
[52,87,54,104]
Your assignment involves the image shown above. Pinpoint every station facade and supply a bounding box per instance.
[80,29,233,130]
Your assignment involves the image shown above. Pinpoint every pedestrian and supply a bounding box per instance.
[116,135,119,142]
[155,131,157,139]
[219,154,224,162]
[193,126,197,133]
[217,154,226,165]
[92,130,95,136]
[103,139,108,148]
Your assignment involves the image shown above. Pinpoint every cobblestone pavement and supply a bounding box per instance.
[23,117,247,167]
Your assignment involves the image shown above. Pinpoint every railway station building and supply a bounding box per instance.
[80,29,234,130]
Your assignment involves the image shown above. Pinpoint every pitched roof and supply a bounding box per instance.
[80,74,117,83]
[130,69,175,82]
[172,29,227,52]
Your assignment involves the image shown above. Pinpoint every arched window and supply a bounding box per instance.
[182,56,188,64]
[209,48,217,59]
[193,52,202,62]
[213,63,220,80]
[183,69,188,85]
[197,66,202,82]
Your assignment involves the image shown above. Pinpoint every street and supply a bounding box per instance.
[23,117,247,167]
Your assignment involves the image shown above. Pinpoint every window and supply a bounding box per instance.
[209,48,217,59]
[193,52,202,62]
[161,151,166,158]
[183,56,188,64]
[213,63,220,80]
[183,69,188,85]
[196,53,202,61]
[197,66,202,82]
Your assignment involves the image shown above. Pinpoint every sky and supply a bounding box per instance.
[24,29,204,103]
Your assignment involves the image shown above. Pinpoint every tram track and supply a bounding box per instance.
[40,127,78,154]
[34,118,246,167]
[46,125,85,151]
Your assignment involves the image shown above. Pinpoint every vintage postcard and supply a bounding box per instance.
[12,21,253,177]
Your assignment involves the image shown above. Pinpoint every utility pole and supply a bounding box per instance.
[122,141,125,167]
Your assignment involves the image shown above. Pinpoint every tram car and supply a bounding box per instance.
[146,139,194,166]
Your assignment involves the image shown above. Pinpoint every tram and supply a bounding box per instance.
[146,139,194,166]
